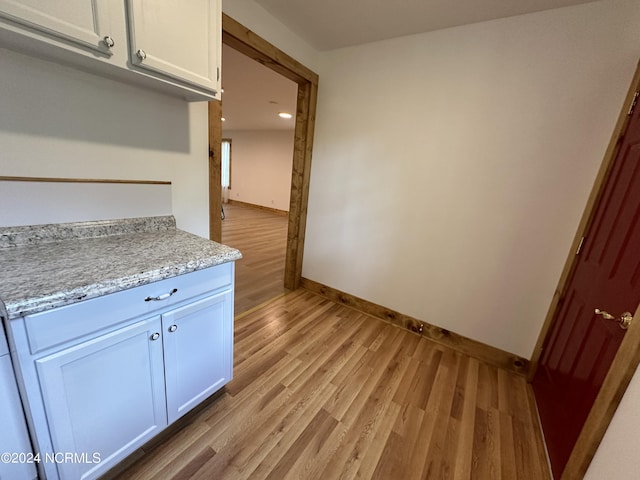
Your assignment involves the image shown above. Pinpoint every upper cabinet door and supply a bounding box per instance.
[126,0,220,94]
[0,0,114,55]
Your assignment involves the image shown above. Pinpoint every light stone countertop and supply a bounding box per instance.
[0,216,242,320]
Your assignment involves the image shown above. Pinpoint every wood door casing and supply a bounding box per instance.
[209,100,222,242]
[533,82,640,478]
[209,14,319,290]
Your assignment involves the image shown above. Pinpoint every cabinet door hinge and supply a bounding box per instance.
[576,236,585,255]
[628,91,639,116]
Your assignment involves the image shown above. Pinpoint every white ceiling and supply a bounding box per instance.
[221,43,298,131]
[253,0,601,51]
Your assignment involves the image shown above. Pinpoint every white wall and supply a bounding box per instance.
[0,181,172,226]
[216,3,640,473]
[221,0,319,71]
[224,129,294,211]
[0,48,210,237]
[303,0,640,358]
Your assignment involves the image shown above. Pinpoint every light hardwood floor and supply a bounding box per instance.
[110,203,549,479]
[221,202,289,315]
[111,287,550,480]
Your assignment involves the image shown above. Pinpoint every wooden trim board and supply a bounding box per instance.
[0,176,171,185]
[300,277,529,376]
[288,80,318,290]
[221,15,317,84]
[210,14,319,290]
[209,100,223,242]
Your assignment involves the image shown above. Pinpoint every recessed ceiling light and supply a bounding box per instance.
[278,112,292,119]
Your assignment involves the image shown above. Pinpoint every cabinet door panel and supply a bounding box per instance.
[0,0,113,55]
[126,0,219,92]
[0,355,37,480]
[36,317,166,480]
[163,289,233,424]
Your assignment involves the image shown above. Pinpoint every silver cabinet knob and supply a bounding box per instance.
[136,49,147,61]
[168,325,177,333]
[150,332,160,341]
[103,36,115,48]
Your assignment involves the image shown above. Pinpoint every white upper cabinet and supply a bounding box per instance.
[0,0,114,56]
[126,0,220,93]
[0,0,220,101]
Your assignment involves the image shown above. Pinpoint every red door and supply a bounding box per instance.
[533,96,640,479]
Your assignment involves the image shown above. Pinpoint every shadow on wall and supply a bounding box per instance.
[0,49,191,153]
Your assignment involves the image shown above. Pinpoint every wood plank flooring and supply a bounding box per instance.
[221,202,288,315]
[110,289,550,480]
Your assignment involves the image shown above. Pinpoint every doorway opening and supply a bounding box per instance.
[208,15,319,312]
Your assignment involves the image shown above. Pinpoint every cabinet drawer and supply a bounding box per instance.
[24,262,232,354]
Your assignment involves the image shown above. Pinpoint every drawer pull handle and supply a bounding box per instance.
[150,332,160,341]
[168,324,177,333]
[145,288,178,302]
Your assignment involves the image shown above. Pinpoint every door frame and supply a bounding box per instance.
[208,14,319,291]
[529,61,640,479]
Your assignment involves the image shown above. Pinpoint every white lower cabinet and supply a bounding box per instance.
[36,317,167,480]
[8,263,234,480]
[163,290,233,424]
[0,355,37,480]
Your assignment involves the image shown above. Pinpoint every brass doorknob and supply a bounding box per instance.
[595,309,633,330]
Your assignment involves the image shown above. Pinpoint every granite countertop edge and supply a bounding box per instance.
[4,254,240,320]
[0,216,242,321]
